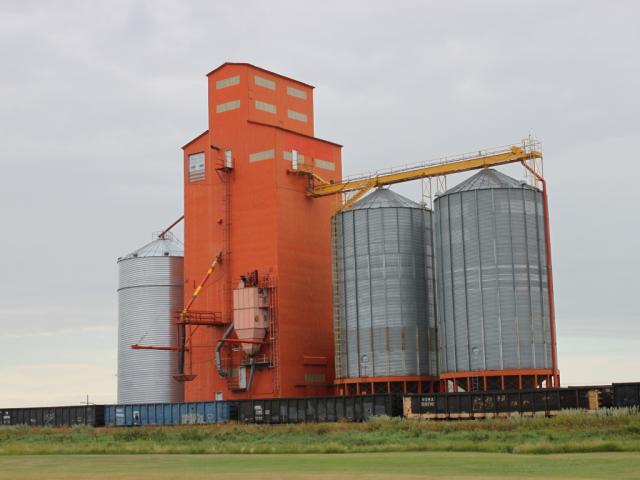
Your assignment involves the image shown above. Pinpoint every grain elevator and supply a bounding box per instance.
[180,63,341,400]
[117,63,558,404]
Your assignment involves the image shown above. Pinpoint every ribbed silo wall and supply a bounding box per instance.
[333,205,437,379]
[117,256,184,404]
[434,186,552,374]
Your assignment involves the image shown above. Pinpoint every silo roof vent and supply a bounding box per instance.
[350,188,421,210]
[444,168,535,194]
[118,232,184,261]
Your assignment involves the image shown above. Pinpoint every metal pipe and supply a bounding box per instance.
[215,323,234,378]
[182,251,223,315]
[178,324,186,375]
[131,344,181,351]
[247,359,256,392]
[520,161,559,386]
[158,215,184,239]
[134,343,240,350]
[217,338,268,345]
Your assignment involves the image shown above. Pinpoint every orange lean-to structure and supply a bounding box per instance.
[181,63,342,400]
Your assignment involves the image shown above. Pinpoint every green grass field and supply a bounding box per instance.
[2,410,640,479]
[1,409,639,456]
[1,452,639,479]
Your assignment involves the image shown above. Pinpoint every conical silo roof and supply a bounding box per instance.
[444,168,533,194]
[351,188,422,210]
[118,234,184,262]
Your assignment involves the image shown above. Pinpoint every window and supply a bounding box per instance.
[216,100,240,113]
[254,75,276,90]
[188,152,205,182]
[314,158,335,171]
[249,149,275,163]
[255,100,276,114]
[287,85,307,99]
[288,109,307,122]
[283,150,305,164]
[216,75,240,90]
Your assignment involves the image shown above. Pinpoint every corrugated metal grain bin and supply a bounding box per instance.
[434,169,553,374]
[333,189,437,379]
[236,395,401,423]
[1,405,104,427]
[104,401,231,426]
[117,233,184,404]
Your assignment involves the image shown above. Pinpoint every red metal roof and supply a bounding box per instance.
[206,63,315,89]
[248,120,342,147]
[181,130,209,150]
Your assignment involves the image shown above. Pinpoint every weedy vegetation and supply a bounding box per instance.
[1,408,639,455]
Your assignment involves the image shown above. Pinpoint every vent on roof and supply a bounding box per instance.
[443,168,535,195]
[350,188,422,210]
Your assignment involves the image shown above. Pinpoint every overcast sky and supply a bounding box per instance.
[1,1,638,406]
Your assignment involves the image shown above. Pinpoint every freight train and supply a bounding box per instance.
[3,383,638,428]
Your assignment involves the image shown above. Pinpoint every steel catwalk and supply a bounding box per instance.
[333,188,437,379]
[117,234,184,404]
[434,169,553,374]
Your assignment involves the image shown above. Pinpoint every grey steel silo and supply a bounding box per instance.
[434,168,552,374]
[117,233,184,404]
[333,188,437,379]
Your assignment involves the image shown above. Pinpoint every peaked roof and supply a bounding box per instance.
[351,188,422,210]
[206,62,314,89]
[247,121,342,147]
[118,234,184,262]
[444,168,535,194]
[182,130,208,150]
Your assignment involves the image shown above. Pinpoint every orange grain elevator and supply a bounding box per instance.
[181,63,342,400]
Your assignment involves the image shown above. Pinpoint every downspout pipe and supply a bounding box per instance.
[178,324,186,375]
[216,323,234,378]
[247,358,256,392]
[159,215,184,239]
